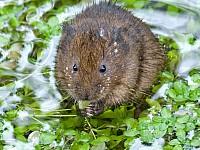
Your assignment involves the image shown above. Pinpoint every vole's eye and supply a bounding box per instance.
[73,64,78,72]
[100,65,106,73]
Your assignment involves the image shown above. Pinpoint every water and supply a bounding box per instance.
[0,0,200,149]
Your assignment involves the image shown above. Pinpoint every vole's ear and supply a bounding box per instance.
[112,27,127,44]
[111,27,129,52]
[112,27,129,41]
[112,28,121,42]
[62,23,76,37]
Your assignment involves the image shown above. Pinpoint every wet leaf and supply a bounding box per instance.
[169,139,180,145]
[90,136,110,146]
[10,17,20,27]
[80,143,90,150]
[124,128,138,137]
[0,35,10,44]
[39,132,57,145]
[78,101,90,110]
[177,114,190,123]
[140,130,154,143]
[91,142,106,150]
[161,107,172,118]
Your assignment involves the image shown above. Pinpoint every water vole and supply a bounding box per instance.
[55,1,164,118]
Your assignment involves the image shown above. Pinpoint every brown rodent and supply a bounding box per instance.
[55,1,164,118]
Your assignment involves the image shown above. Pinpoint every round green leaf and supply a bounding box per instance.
[161,107,172,118]
[177,114,190,123]
[0,35,10,44]
[39,132,57,145]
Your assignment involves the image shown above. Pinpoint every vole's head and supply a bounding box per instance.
[56,24,137,102]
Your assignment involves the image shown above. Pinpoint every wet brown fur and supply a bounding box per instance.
[55,2,164,118]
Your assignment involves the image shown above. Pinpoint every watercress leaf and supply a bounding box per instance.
[91,142,106,150]
[153,129,167,138]
[124,128,138,137]
[152,116,163,123]
[80,143,90,150]
[173,145,183,150]
[10,17,20,27]
[185,122,195,131]
[175,122,185,129]
[39,132,57,145]
[140,130,154,143]
[78,131,91,142]
[0,35,10,44]
[124,118,135,128]
[90,136,110,146]
[177,114,190,123]
[169,139,180,145]
[161,107,172,118]
[16,134,27,142]
[47,16,59,27]
[64,129,77,136]
[166,89,177,99]
[176,129,186,142]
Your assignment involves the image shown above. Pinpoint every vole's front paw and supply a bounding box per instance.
[77,101,104,117]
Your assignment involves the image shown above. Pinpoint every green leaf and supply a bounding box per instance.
[176,129,186,142]
[191,73,200,83]
[0,35,10,44]
[124,118,135,128]
[108,135,124,149]
[90,136,110,146]
[152,116,163,123]
[47,16,59,27]
[5,109,18,120]
[78,131,91,142]
[146,98,161,109]
[39,132,57,145]
[64,129,77,136]
[16,134,27,142]
[175,122,185,129]
[124,128,138,137]
[78,101,90,110]
[99,110,115,118]
[10,17,20,27]
[166,89,177,99]
[96,128,111,137]
[172,145,183,150]
[134,1,145,9]
[174,95,187,102]
[177,114,190,123]
[140,130,154,143]
[169,139,180,145]
[174,81,183,94]
[161,107,172,118]
[63,118,75,128]
[91,142,106,150]
[159,123,168,130]
[185,122,195,131]
[191,139,200,147]
[14,126,28,134]
[162,71,174,81]
[80,143,90,150]
[153,129,167,138]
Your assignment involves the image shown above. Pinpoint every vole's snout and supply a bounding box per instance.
[75,83,104,101]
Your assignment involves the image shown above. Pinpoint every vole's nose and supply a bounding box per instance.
[81,93,89,101]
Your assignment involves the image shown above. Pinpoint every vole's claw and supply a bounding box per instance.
[77,101,104,117]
